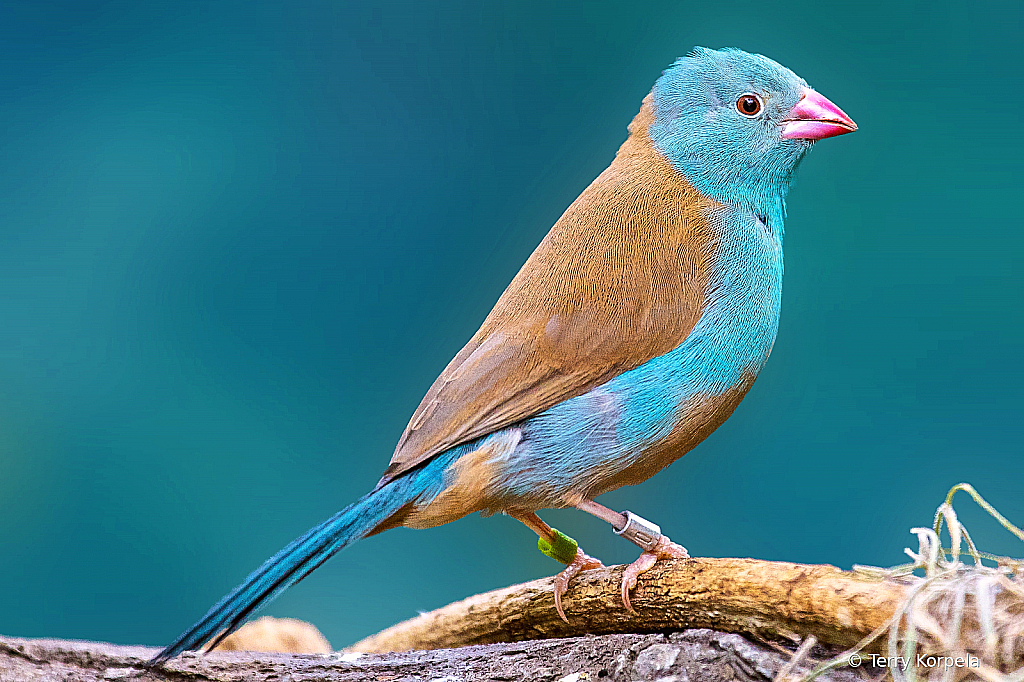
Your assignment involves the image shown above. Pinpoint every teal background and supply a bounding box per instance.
[2,0,1022,648]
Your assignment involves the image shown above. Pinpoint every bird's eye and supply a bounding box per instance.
[736,94,762,117]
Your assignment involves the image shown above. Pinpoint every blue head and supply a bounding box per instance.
[648,47,856,227]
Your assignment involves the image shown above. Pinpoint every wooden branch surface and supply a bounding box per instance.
[352,557,907,653]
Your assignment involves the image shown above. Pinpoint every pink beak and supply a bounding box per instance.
[781,89,857,140]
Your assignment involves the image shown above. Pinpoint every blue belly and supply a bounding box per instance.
[411,207,785,517]
[489,207,784,508]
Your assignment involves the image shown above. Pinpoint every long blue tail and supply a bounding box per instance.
[151,474,428,663]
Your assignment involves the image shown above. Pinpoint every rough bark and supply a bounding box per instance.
[352,557,905,654]
[0,629,865,681]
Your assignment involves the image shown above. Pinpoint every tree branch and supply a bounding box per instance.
[351,557,906,653]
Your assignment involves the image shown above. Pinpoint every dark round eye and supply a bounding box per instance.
[736,94,762,117]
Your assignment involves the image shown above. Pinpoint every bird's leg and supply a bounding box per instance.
[509,511,603,622]
[575,500,689,614]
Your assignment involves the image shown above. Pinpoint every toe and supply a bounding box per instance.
[617,535,690,614]
[551,549,602,623]
[554,581,569,622]
[620,552,657,613]
[552,565,578,623]
[658,539,689,560]
[621,573,637,614]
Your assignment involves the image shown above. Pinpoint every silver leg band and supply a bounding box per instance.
[613,511,663,551]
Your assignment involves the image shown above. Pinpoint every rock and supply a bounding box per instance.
[632,643,681,678]
[0,629,865,681]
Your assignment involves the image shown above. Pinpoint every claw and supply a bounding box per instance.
[620,536,688,614]
[552,550,604,622]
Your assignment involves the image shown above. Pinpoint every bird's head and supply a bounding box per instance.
[649,47,856,226]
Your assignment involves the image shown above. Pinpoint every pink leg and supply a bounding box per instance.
[510,511,604,622]
[575,500,689,613]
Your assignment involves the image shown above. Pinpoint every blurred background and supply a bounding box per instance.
[1,0,1022,649]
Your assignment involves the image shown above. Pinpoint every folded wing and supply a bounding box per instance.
[381,100,718,484]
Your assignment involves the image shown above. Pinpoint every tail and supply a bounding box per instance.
[151,478,420,664]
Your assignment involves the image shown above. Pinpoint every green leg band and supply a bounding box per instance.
[537,527,579,565]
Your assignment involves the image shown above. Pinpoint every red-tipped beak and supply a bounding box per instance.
[781,89,857,140]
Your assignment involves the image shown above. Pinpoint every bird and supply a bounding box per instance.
[152,46,856,663]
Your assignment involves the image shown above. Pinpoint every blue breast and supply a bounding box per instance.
[488,204,784,506]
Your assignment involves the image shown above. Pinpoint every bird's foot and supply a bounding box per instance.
[553,550,604,622]
[621,536,688,614]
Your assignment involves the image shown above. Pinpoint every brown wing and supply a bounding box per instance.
[380,98,718,483]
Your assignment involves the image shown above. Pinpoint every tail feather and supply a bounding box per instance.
[151,480,417,663]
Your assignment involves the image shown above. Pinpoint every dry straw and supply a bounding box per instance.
[785,483,1024,682]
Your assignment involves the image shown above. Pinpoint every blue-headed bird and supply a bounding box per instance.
[153,46,856,662]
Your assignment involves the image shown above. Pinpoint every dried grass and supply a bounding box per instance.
[785,483,1024,682]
